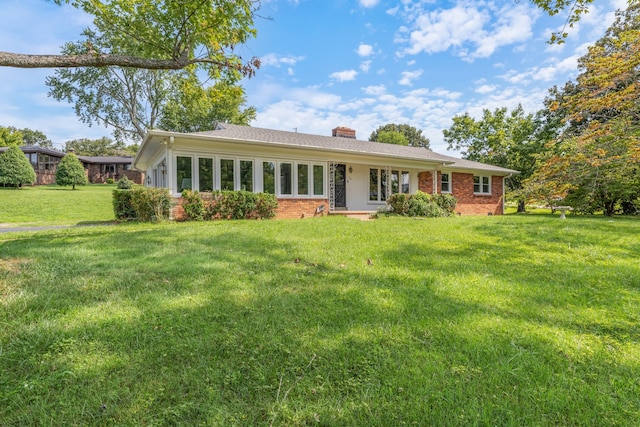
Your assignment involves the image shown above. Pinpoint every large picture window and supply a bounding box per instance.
[198,158,213,192]
[370,168,408,202]
[474,175,491,194]
[263,161,276,194]
[297,164,309,195]
[176,156,192,192]
[220,159,234,190]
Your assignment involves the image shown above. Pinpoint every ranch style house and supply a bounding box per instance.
[132,124,519,219]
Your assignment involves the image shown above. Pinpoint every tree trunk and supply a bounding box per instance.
[517,199,526,213]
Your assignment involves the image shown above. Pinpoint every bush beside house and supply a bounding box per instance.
[387,191,457,217]
[0,145,36,187]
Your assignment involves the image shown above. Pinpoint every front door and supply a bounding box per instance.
[334,163,346,208]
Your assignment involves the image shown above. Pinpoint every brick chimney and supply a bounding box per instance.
[332,126,356,139]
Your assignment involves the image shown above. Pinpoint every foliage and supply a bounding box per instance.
[181,189,206,221]
[112,188,136,220]
[525,4,640,216]
[387,190,454,217]
[0,126,24,147]
[129,187,172,222]
[116,176,133,189]
[2,0,261,78]
[530,0,595,43]
[3,216,639,425]
[369,123,430,148]
[0,145,36,187]
[64,137,133,156]
[205,190,278,220]
[433,193,458,215]
[443,105,541,211]
[20,128,53,148]
[106,178,115,184]
[55,153,88,190]
[159,77,257,133]
[387,193,411,215]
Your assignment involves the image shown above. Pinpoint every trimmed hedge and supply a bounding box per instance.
[112,186,172,222]
[181,190,278,221]
[387,190,457,218]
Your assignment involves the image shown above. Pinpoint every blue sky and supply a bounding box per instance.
[0,0,626,153]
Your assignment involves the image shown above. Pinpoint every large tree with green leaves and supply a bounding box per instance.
[56,153,88,189]
[443,105,542,212]
[0,0,261,78]
[65,137,133,156]
[369,124,430,148]
[0,145,36,187]
[0,126,24,147]
[525,4,640,215]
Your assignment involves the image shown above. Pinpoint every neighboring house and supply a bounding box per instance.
[0,145,65,185]
[0,146,144,185]
[77,155,144,184]
[132,124,519,219]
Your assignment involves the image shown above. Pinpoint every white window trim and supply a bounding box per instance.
[473,175,491,195]
[441,172,451,194]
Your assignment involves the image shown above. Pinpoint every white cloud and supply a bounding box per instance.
[475,84,497,94]
[398,69,423,86]
[356,43,374,57]
[330,69,358,82]
[362,85,386,96]
[360,60,372,73]
[359,0,379,8]
[260,53,305,68]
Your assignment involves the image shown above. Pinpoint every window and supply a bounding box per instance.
[280,163,293,195]
[369,168,391,202]
[240,160,253,191]
[401,171,410,194]
[198,158,214,192]
[441,173,451,193]
[313,165,324,196]
[474,175,490,194]
[297,164,309,195]
[220,159,234,190]
[263,161,276,194]
[176,156,192,191]
[391,170,399,194]
[103,164,116,174]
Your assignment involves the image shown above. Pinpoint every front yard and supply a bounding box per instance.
[1,212,639,425]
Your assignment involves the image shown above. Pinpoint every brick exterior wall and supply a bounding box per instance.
[35,171,56,185]
[171,196,329,221]
[418,171,505,215]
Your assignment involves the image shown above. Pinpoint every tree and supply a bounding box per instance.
[369,124,430,148]
[65,137,132,156]
[0,0,261,79]
[20,128,53,147]
[525,4,640,215]
[56,153,88,189]
[0,145,36,187]
[47,35,256,142]
[443,105,541,212]
[0,126,24,147]
[159,78,256,132]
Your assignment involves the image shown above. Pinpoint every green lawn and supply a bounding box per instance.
[0,184,116,226]
[1,210,639,425]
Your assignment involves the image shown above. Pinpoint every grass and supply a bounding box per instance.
[1,187,639,425]
[0,184,116,226]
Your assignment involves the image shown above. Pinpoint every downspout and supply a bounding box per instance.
[432,169,437,195]
[503,174,512,214]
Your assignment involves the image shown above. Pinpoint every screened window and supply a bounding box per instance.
[280,163,292,195]
[297,164,309,195]
[198,158,214,192]
[441,173,451,193]
[240,160,253,191]
[313,165,324,196]
[176,156,192,192]
[263,161,276,194]
[220,159,234,190]
[474,175,490,194]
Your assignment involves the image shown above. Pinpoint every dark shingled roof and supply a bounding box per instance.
[190,123,518,175]
[77,155,134,164]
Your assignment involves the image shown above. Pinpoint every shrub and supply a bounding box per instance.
[433,193,458,216]
[112,189,136,220]
[387,193,410,215]
[205,191,278,220]
[56,153,88,189]
[106,178,115,184]
[0,145,36,187]
[181,189,205,221]
[130,187,172,222]
[116,176,133,189]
